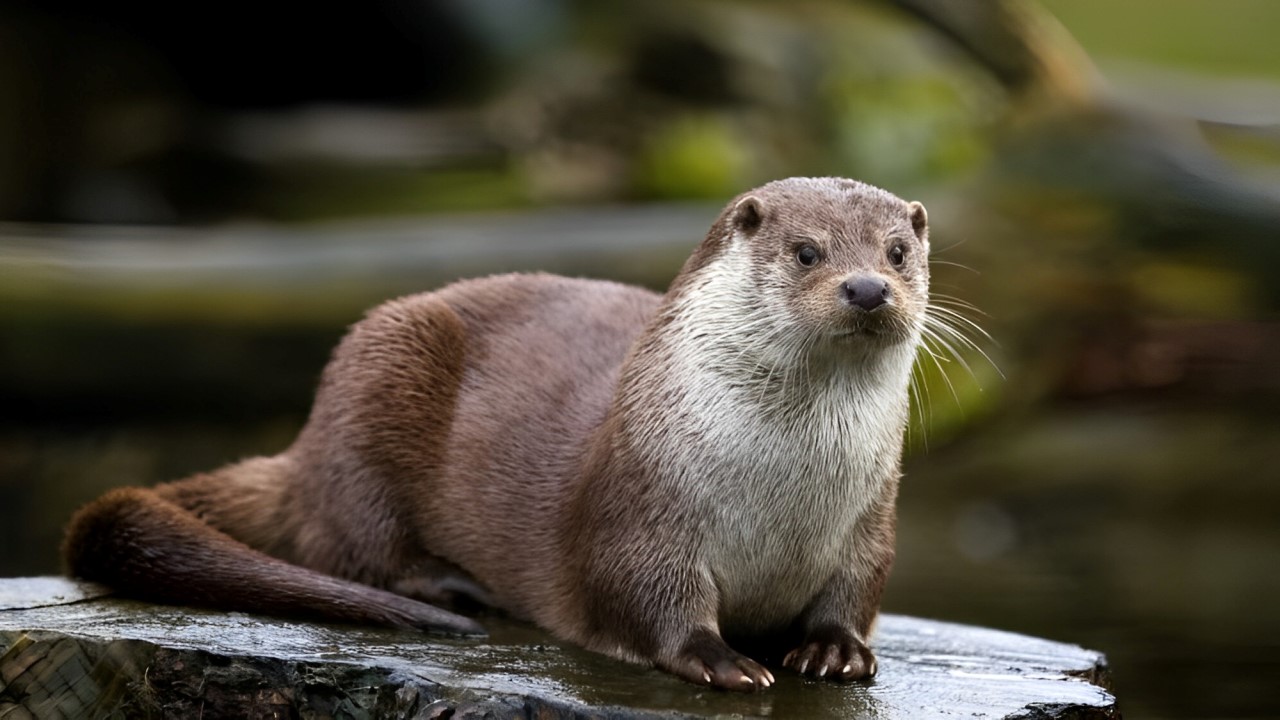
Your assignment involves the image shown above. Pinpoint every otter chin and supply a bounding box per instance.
[64,177,932,692]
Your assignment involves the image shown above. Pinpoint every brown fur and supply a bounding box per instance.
[64,177,931,691]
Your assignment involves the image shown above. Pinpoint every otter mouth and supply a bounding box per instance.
[832,317,912,345]
[837,328,885,338]
[835,328,897,343]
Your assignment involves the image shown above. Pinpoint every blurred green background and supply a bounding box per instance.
[2,1,1278,718]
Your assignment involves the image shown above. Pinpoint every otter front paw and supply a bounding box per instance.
[662,628,775,692]
[783,625,877,682]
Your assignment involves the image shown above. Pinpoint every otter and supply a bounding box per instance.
[64,177,931,691]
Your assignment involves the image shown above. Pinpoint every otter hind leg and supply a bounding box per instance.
[151,455,301,558]
[392,555,499,613]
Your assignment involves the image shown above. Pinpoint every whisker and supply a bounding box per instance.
[916,338,951,363]
[922,318,978,379]
[931,238,968,255]
[924,312,1004,380]
[929,293,989,316]
[927,304,997,342]
[919,328,963,407]
[929,259,979,274]
[924,357,963,413]
[907,359,930,449]
[926,323,992,385]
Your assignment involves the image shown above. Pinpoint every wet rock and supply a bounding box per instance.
[0,577,1117,719]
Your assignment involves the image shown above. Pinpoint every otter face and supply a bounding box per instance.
[726,178,930,350]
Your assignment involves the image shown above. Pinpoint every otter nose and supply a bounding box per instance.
[840,275,891,311]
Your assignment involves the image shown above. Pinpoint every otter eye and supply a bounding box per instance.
[888,243,906,267]
[796,244,821,268]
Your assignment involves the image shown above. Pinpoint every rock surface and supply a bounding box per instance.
[0,577,1118,719]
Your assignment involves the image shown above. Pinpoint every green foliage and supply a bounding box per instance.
[259,167,531,222]
[825,77,990,187]
[634,114,753,199]
[1041,0,1280,79]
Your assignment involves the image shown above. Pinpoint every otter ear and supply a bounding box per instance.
[732,196,764,235]
[908,201,928,247]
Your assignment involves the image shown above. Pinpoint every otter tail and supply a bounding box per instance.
[62,464,483,636]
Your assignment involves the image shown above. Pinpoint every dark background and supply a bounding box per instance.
[2,1,1278,717]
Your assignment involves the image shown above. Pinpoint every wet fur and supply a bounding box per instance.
[64,177,930,691]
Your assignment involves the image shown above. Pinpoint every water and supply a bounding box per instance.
[892,407,1280,719]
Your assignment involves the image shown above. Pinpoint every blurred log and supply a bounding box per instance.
[1058,319,1280,405]
[0,203,717,311]
[0,577,1118,719]
[882,0,1097,102]
[0,205,714,423]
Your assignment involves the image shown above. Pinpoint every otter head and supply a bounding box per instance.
[673,177,930,364]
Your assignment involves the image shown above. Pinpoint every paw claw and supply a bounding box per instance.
[666,628,773,692]
[785,627,877,683]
